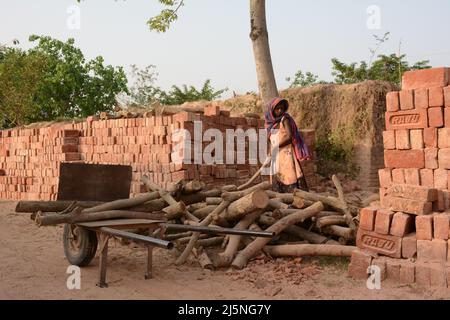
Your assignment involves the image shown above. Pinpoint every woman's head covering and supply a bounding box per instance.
[264,97,312,161]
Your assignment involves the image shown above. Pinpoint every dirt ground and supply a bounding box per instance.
[0,200,449,300]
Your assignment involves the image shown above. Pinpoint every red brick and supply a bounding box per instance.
[390,212,415,237]
[428,107,444,127]
[415,262,431,287]
[359,207,377,231]
[434,169,448,189]
[62,130,80,137]
[404,169,421,185]
[386,91,400,112]
[425,148,438,169]
[381,196,432,215]
[386,184,438,201]
[395,129,410,150]
[370,257,387,281]
[62,153,80,161]
[444,86,450,107]
[385,109,428,130]
[399,90,415,110]
[429,87,444,107]
[409,129,424,149]
[438,148,450,169]
[420,169,434,187]
[402,67,449,90]
[417,239,447,262]
[438,128,450,148]
[399,262,415,284]
[433,214,450,240]
[433,190,445,212]
[414,88,429,109]
[378,168,392,188]
[384,149,424,169]
[416,215,434,240]
[374,209,395,235]
[348,249,373,279]
[424,127,438,148]
[385,258,401,281]
[204,105,220,116]
[429,263,448,287]
[391,169,405,184]
[445,108,450,127]
[382,131,396,150]
[356,229,402,258]
[402,233,417,258]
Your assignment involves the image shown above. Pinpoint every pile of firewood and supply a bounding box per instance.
[17,173,359,270]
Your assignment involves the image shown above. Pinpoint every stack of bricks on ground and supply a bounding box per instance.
[0,105,317,201]
[350,67,450,287]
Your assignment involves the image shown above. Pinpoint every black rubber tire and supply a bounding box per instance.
[63,224,98,267]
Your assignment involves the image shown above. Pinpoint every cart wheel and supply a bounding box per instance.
[63,224,98,267]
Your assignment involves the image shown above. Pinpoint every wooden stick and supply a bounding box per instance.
[331,174,356,230]
[258,214,339,245]
[265,191,294,204]
[316,215,347,228]
[192,205,218,219]
[222,181,271,202]
[264,244,356,257]
[267,199,289,210]
[237,156,271,191]
[82,192,160,214]
[231,202,325,269]
[175,200,231,265]
[323,225,354,240]
[213,210,262,268]
[206,197,223,205]
[16,200,103,213]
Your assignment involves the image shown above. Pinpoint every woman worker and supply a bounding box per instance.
[265,97,311,193]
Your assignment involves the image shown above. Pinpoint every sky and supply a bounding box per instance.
[1,0,450,98]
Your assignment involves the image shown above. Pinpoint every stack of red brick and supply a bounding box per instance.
[350,67,450,287]
[0,105,317,201]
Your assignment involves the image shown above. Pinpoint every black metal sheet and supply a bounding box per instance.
[57,163,132,202]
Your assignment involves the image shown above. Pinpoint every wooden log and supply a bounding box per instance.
[192,205,218,219]
[222,190,269,221]
[182,180,204,194]
[291,196,314,209]
[237,156,271,191]
[164,232,192,241]
[265,191,294,204]
[36,210,165,226]
[187,202,207,212]
[176,234,209,244]
[316,215,347,228]
[213,210,262,268]
[331,174,356,230]
[162,202,187,220]
[193,247,213,270]
[222,181,271,202]
[231,202,325,269]
[294,189,346,211]
[267,199,289,210]
[16,200,103,213]
[264,244,356,257]
[206,197,223,205]
[175,200,231,265]
[197,237,225,247]
[258,214,339,245]
[179,189,222,205]
[313,211,343,220]
[82,192,160,214]
[221,185,237,192]
[323,225,354,240]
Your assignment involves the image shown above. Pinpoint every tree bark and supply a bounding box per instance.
[264,244,356,257]
[231,201,324,269]
[250,0,279,108]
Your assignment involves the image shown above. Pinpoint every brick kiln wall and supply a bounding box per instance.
[350,67,450,288]
[0,106,317,201]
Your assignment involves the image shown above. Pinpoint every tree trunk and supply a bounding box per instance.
[250,0,279,108]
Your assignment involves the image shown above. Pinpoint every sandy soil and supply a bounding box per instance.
[0,200,449,300]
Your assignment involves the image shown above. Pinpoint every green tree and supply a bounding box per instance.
[158,79,227,105]
[0,35,128,128]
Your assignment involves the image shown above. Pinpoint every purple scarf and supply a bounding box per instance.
[264,97,312,161]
